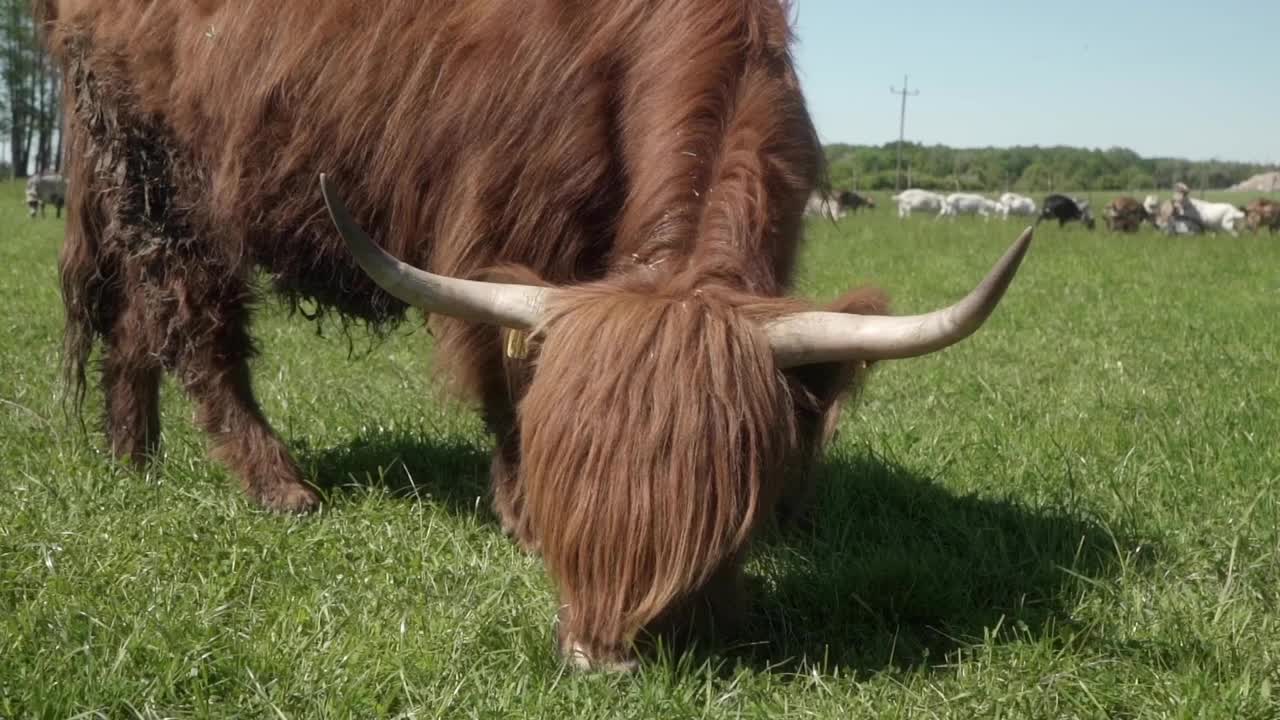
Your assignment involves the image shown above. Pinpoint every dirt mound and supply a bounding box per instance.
[1229,172,1280,192]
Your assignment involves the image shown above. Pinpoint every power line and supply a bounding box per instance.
[889,75,920,192]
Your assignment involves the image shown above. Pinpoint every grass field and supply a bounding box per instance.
[2,179,1278,718]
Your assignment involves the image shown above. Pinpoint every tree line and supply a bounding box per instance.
[1,0,60,178]
[826,142,1275,194]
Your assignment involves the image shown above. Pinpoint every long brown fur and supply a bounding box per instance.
[38,0,887,666]
[523,275,886,663]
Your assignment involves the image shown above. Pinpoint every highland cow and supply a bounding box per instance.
[38,0,1032,669]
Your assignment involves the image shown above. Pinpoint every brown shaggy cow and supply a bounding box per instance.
[37,0,1031,669]
[1245,198,1280,234]
[1104,196,1150,233]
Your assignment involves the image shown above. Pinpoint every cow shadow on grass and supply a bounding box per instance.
[298,430,1151,678]
[712,449,1152,678]
[297,427,496,520]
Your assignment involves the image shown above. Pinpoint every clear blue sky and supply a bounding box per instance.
[792,0,1278,164]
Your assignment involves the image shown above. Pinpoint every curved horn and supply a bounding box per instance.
[766,227,1033,368]
[319,174,548,330]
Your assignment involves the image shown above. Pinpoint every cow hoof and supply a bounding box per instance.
[563,639,638,673]
[254,482,321,514]
[557,622,638,673]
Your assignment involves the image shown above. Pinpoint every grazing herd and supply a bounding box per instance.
[1116,183,1264,237]
[807,185,1277,236]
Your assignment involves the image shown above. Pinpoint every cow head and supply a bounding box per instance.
[319,174,1033,668]
[1077,200,1096,230]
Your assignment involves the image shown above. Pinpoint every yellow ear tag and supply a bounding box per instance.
[505,329,530,359]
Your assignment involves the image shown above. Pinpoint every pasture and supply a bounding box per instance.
[2,179,1278,718]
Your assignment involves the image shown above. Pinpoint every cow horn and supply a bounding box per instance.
[766,227,1033,368]
[319,174,549,330]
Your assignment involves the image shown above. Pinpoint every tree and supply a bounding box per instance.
[0,0,59,178]
[824,142,1273,194]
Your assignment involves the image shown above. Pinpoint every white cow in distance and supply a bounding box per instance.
[1144,193,1245,236]
[25,173,68,219]
[1180,197,1246,236]
[940,193,1001,219]
[891,188,945,218]
[1145,195,1199,235]
[805,191,845,222]
[997,192,1037,219]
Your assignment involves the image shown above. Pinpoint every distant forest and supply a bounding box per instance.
[1,0,61,177]
[825,143,1276,193]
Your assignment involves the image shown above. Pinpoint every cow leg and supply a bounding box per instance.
[171,279,319,513]
[652,559,747,650]
[491,429,538,552]
[432,319,540,549]
[487,343,539,552]
[682,561,747,645]
[556,604,638,673]
[101,289,162,467]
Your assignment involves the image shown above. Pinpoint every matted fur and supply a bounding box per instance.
[38,0,890,665]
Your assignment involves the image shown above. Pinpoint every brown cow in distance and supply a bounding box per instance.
[1245,199,1280,234]
[37,0,1032,669]
[1104,196,1150,233]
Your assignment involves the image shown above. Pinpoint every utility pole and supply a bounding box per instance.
[890,75,919,192]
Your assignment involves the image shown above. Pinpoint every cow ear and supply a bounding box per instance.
[784,286,891,378]
[781,286,891,449]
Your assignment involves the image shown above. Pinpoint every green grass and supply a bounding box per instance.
[2,179,1278,718]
